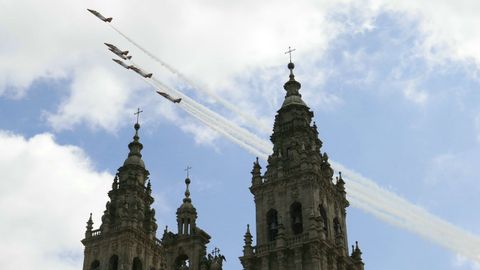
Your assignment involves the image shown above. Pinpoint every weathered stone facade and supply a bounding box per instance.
[81,60,365,270]
[239,62,365,270]
[81,123,224,270]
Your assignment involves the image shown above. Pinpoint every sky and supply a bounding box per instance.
[1,0,480,269]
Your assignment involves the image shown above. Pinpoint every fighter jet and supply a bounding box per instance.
[87,9,112,22]
[130,65,153,78]
[156,91,182,103]
[112,59,130,69]
[109,48,132,60]
[104,43,128,55]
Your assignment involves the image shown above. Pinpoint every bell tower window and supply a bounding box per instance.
[109,255,119,270]
[290,202,303,234]
[132,257,142,270]
[266,209,279,241]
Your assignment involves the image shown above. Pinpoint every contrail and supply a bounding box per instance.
[139,76,270,159]
[149,77,272,154]
[126,58,272,154]
[334,162,480,263]
[108,24,271,134]
[103,21,480,264]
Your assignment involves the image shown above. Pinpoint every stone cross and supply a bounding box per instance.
[134,108,143,124]
[185,166,192,178]
[285,46,296,63]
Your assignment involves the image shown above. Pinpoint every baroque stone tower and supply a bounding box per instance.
[239,61,365,270]
[161,177,225,270]
[82,122,164,270]
[81,121,225,270]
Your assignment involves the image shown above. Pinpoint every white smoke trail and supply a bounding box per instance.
[334,162,480,263]
[109,24,271,134]
[149,77,272,154]
[139,76,270,159]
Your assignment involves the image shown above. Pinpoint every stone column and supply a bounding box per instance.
[310,244,321,270]
[261,255,269,270]
[278,250,287,270]
[294,247,303,270]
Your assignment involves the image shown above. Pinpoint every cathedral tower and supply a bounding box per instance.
[161,177,225,270]
[81,122,164,270]
[240,61,365,270]
[81,118,225,270]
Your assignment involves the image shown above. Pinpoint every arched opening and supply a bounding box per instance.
[290,202,303,234]
[175,254,190,270]
[266,209,278,241]
[132,257,142,270]
[91,260,100,270]
[319,204,329,236]
[180,218,185,234]
[109,255,119,270]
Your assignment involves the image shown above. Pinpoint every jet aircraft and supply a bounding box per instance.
[130,66,153,78]
[104,43,128,55]
[87,9,112,22]
[156,91,182,103]
[109,48,132,60]
[112,59,130,69]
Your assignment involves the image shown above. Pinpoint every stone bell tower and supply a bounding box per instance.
[240,60,365,270]
[161,176,226,270]
[81,120,164,270]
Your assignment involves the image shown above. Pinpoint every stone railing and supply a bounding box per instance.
[255,241,276,254]
[287,232,309,246]
[91,229,102,237]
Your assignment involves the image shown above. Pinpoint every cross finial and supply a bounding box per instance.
[285,46,296,63]
[184,166,192,178]
[134,108,143,125]
[212,247,220,257]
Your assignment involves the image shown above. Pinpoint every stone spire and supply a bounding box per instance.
[251,157,262,186]
[123,122,145,168]
[183,177,192,204]
[243,224,253,256]
[352,241,365,269]
[268,60,325,179]
[177,176,197,236]
[284,62,301,95]
[85,213,93,238]
[281,61,307,108]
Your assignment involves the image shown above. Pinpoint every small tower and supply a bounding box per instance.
[81,120,164,270]
[162,176,221,270]
[239,58,365,270]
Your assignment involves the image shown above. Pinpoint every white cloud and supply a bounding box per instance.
[46,66,131,131]
[378,0,480,68]
[0,0,352,131]
[2,0,480,141]
[0,130,112,270]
